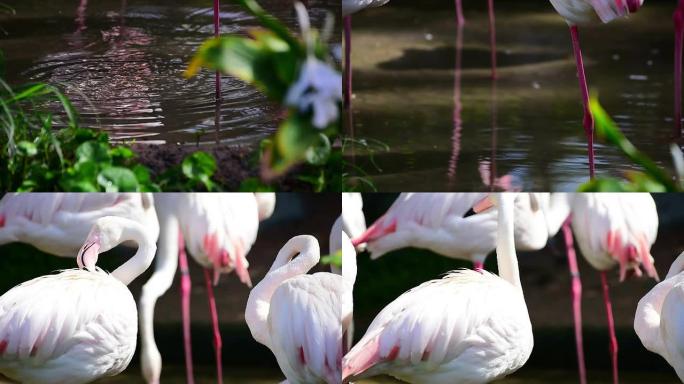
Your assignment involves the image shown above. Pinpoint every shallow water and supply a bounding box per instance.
[344,1,678,191]
[1,0,337,145]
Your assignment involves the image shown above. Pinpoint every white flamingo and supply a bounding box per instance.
[342,193,533,384]
[542,192,659,384]
[342,193,367,250]
[352,193,550,270]
[0,216,156,384]
[635,251,684,381]
[139,193,271,384]
[332,216,359,352]
[0,193,158,257]
[245,233,346,383]
[548,0,643,177]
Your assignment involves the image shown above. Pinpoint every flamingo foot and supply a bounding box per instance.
[562,220,587,384]
[178,231,195,384]
[204,269,224,384]
[600,271,619,384]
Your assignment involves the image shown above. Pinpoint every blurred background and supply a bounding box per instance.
[0,193,340,383]
[353,193,684,384]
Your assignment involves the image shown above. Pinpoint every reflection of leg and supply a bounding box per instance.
[600,271,619,384]
[448,23,464,184]
[487,0,497,79]
[344,15,352,108]
[214,0,222,100]
[454,0,465,27]
[179,232,195,384]
[674,3,684,137]
[569,26,595,178]
[204,269,224,384]
[562,220,586,384]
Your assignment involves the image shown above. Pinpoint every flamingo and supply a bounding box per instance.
[542,192,659,384]
[0,215,156,384]
[139,193,270,384]
[549,0,643,178]
[342,193,367,250]
[635,251,684,381]
[332,216,359,353]
[0,193,159,257]
[351,193,550,271]
[342,193,533,383]
[245,234,345,383]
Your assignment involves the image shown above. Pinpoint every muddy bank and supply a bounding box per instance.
[132,143,313,191]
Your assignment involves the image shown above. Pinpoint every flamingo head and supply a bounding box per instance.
[203,233,252,288]
[607,230,659,282]
[77,218,124,272]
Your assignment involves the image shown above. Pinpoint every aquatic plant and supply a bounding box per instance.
[0,80,224,192]
[186,0,340,180]
[578,96,682,192]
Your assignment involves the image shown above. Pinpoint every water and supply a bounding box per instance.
[344,1,678,191]
[1,0,337,145]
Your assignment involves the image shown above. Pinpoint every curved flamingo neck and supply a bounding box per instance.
[110,218,156,286]
[496,194,522,291]
[666,251,684,280]
[245,236,320,347]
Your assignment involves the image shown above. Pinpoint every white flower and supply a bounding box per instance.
[285,56,342,129]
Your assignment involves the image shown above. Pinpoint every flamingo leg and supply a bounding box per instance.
[178,231,195,384]
[674,1,684,137]
[562,220,587,384]
[600,271,619,384]
[569,25,595,179]
[204,268,223,384]
[344,15,352,108]
[487,0,497,79]
[214,0,222,101]
[455,0,465,27]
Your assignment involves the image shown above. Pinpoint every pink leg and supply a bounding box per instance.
[562,220,587,384]
[600,271,619,384]
[214,0,222,101]
[178,231,195,384]
[569,25,595,179]
[344,15,352,108]
[488,0,497,79]
[473,261,484,271]
[204,269,223,384]
[455,0,465,27]
[674,2,684,137]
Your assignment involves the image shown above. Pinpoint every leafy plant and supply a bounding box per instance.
[320,249,342,268]
[342,137,389,192]
[186,0,341,180]
[578,95,682,192]
[158,151,220,191]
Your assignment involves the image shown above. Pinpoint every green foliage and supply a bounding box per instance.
[186,0,340,182]
[579,96,682,192]
[342,137,389,192]
[320,249,342,268]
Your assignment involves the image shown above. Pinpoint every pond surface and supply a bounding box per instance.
[344,1,678,191]
[1,0,337,145]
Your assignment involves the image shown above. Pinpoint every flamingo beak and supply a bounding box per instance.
[78,237,100,272]
[626,0,641,13]
[472,196,495,213]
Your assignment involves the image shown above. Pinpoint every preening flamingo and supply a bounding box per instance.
[0,216,156,384]
[549,0,643,178]
[351,193,550,271]
[0,193,159,257]
[245,235,345,383]
[342,193,533,384]
[635,251,684,381]
[139,193,268,384]
[543,192,659,384]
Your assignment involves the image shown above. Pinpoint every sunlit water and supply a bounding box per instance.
[1,0,337,145]
[344,1,678,191]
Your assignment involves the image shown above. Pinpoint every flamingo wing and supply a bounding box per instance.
[268,273,343,384]
[660,282,684,380]
[0,270,137,384]
[344,270,532,384]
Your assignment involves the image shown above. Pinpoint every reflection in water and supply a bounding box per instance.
[5,0,338,145]
[446,22,463,187]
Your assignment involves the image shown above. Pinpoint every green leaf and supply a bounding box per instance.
[110,146,134,160]
[97,167,139,192]
[181,151,217,191]
[76,141,112,165]
[16,141,37,157]
[239,177,275,192]
[320,250,342,268]
[270,114,322,174]
[305,133,331,165]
